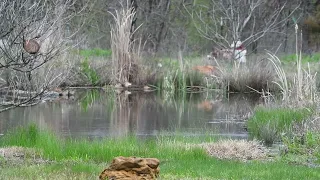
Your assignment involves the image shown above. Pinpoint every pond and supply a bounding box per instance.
[0,89,262,139]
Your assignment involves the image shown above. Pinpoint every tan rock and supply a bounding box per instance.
[99,156,160,180]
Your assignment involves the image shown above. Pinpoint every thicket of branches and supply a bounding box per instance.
[80,0,320,55]
[0,0,87,109]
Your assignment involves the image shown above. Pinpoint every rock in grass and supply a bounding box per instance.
[99,156,160,180]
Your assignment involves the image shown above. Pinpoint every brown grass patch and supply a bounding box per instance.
[0,146,48,164]
[200,139,268,161]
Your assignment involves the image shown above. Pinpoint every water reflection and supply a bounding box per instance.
[0,90,262,139]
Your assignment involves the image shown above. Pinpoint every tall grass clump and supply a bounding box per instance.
[185,71,207,88]
[0,123,61,158]
[247,107,313,145]
[109,2,141,85]
[218,58,276,92]
[80,58,100,85]
[156,54,187,94]
[156,55,215,93]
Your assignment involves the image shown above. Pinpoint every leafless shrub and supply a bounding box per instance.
[0,0,88,110]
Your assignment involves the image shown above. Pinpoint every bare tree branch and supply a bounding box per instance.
[184,0,300,50]
[0,0,89,112]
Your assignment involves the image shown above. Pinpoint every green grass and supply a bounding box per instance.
[0,124,208,162]
[79,48,112,58]
[151,56,217,91]
[80,58,100,85]
[281,131,320,166]
[1,158,319,180]
[1,124,320,179]
[247,107,314,145]
[281,53,320,64]
[0,162,103,180]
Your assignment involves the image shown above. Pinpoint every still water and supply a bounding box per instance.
[0,90,262,139]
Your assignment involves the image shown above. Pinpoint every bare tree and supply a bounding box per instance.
[301,0,320,53]
[0,0,87,110]
[184,0,300,53]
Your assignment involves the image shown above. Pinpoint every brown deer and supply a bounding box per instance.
[192,65,220,76]
[23,38,40,54]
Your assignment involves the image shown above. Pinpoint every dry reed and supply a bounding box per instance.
[109,2,141,85]
[267,24,317,107]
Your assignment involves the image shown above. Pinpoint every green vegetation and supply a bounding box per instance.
[282,131,320,167]
[1,157,320,180]
[281,53,320,64]
[65,44,319,94]
[0,124,320,179]
[80,58,100,85]
[152,56,217,92]
[79,48,112,58]
[247,107,313,145]
[0,124,208,162]
[80,89,101,112]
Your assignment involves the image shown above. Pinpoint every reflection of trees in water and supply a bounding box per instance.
[111,92,172,136]
[217,94,261,120]
[196,93,263,137]
[110,92,132,137]
[112,91,260,136]
[0,97,75,137]
[197,93,262,120]
[0,90,264,139]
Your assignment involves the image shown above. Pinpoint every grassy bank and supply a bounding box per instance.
[247,107,314,145]
[67,47,320,94]
[1,155,319,180]
[247,106,320,169]
[0,124,319,179]
[65,49,279,93]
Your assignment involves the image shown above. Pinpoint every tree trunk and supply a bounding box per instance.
[130,0,138,48]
